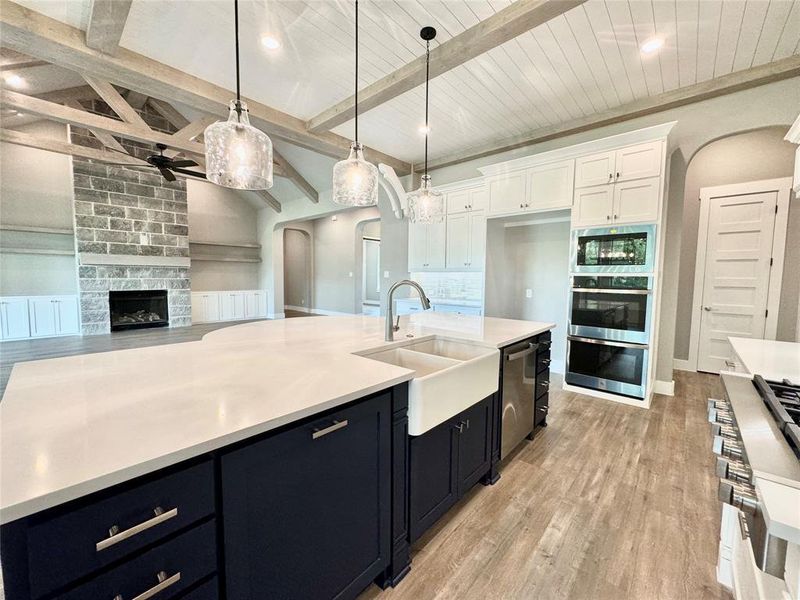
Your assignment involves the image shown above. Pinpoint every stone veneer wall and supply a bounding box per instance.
[71,99,192,334]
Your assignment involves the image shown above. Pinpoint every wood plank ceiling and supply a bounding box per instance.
[5,0,800,167]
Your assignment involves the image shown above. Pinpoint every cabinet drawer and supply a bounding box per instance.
[60,520,217,600]
[181,577,219,600]
[535,394,549,427]
[26,460,214,598]
[536,350,551,374]
[535,372,550,399]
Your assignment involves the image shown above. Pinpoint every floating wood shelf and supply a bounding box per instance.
[191,255,262,263]
[0,225,74,235]
[0,247,75,256]
[189,240,261,249]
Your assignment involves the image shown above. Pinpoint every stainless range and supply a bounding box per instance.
[709,374,800,587]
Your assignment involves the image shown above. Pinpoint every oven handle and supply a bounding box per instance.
[571,288,651,295]
[568,335,648,350]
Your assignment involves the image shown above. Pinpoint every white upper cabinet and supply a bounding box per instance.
[0,297,31,340]
[408,221,446,271]
[445,210,485,271]
[612,177,660,224]
[575,152,615,188]
[487,172,527,215]
[572,185,615,228]
[469,210,486,269]
[527,160,574,211]
[446,186,488,214]
[615,141,662,182]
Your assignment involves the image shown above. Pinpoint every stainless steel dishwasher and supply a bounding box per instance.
[501,338,538,459]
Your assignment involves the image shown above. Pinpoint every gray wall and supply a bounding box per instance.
[674,128,798,358]
[187,179,261,292]
[0,121,78,296]
[428,77,800,384]
[283,227,312,309]
[484,220,570,373]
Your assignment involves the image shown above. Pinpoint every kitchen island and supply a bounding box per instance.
[0,313,554,600]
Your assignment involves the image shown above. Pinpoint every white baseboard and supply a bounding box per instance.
[654,379,675,396]
[268,312,285,319]
[673,358,695,372]
[284,305,311,313]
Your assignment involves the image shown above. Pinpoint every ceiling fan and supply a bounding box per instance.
[105,143,206,182]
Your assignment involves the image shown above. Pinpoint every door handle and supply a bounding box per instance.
[703,306,712,311]
[97,507,178,552]
[113,571,181,600]
[312,419,348,440]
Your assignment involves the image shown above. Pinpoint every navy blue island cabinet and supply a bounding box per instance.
[0,384,411,600]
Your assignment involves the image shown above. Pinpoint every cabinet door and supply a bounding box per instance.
[468,210,486,270]
[527,160,574,211]
[205,293,221,322]
[572,184,614,227]
[614,141,662,182]
[427,221,447,270]
[54,296,80,335]
[575,152,615,188]
[243,291,266,318]
[469,187,488,212]
[446,213,470,269]
[612,176,660,224]
[221,292,245,321]
[487,172,526,215]
[1,297,31,339]
[409,417,459,542]
[457,396,492,494]
[191,293,208,323]
[446,189,470,214]
[408,222,428,270]
[222,394,391,600]
[28,297,57,337]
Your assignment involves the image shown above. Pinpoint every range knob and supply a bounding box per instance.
[712,435,743,459]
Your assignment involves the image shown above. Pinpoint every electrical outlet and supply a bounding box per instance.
[525,288,532,299]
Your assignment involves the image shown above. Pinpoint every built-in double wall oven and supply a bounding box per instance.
[566,225,656,399]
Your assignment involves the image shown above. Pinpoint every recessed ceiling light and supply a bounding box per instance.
[418,125,430,135]
[4,74,25,88]
[261,35,281,50]
[640,37,664,54]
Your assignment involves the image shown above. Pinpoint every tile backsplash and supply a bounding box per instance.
[410,271,483,302]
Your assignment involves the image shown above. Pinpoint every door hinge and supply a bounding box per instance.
[770,257,773,266]
[765,309,769,318]
[775,205,778,214]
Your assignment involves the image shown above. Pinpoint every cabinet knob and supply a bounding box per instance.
[613,214,618,220]
[606,215,611,221]
[608,173,613,180]
[616,172,620,179]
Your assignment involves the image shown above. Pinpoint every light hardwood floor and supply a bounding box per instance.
[361,371,731,600]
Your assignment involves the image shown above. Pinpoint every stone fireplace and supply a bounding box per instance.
[71,100,192,335]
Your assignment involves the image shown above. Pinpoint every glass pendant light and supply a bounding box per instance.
[205,0,273,190]
[332,0,378,207]
[407,27,444,224]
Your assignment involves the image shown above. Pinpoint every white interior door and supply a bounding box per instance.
[696,189,778,373]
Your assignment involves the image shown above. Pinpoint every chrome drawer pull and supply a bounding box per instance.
[541,358,551,366]
[114,570,181,600]
[97,507,178,552]
[312,419,348,440]
[738,511,750,540]
[540,381,550,389]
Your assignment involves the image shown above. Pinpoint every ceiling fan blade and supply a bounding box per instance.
[171,167,207,180]
[102,163,155,168]
[158,167,177,182]
[168,159,198,168]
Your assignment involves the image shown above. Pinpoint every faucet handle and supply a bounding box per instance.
[393,315,400,332]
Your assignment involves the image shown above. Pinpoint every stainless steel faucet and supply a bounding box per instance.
[385,279,431,341]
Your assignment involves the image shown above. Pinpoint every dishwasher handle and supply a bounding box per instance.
[506,342,538,362]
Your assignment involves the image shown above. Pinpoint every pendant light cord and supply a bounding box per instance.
[424,39,430,177]
[354,0,359,143]
[234,0,242,121]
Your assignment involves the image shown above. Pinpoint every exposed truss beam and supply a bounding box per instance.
[0,58,46,71]
[124,89,148,109]
[428,55,800,170]
[0,127,147,166]
[146,97,190,129]
[82,74,150,128]
[2,89,206,156]
[172,115,216,142]
[85,0,133,55]
[35,85,98,104]
[0,0,411,174]
[251,190,282,213]
[63,98,127,153]
[272,149,318,203]
[307,0,586,133]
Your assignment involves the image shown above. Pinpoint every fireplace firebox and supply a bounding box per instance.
[109,290,169,331]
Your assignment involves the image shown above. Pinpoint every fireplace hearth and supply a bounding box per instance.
[109,290,169,331]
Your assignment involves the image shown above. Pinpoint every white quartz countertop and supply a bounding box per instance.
[729,337,800,383]
[0,314,553,524]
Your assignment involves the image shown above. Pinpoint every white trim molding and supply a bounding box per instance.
[673,358,695,372]
[653,379,675,396]
[687,177,793,372]
[79,253,191,268]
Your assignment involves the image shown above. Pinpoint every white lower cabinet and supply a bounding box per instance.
[28,296,80,338]
[192,290,267,323]
[0,297,31,340]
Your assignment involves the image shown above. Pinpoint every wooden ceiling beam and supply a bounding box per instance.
[145,97,190,129]
[172,115,217,142]
[124,89,148,109]
[251,190,282,213]
[85,0,133,55]
[0,126,148,166]
[427,55,800,170]
[1,89,207,156]
[81,74,150,128]
[63,98,128,153]
[0,58,47,71]
[272,149,318,203]
[35,85,98,104]
[306,0,587,133]
[0,0,411,174]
